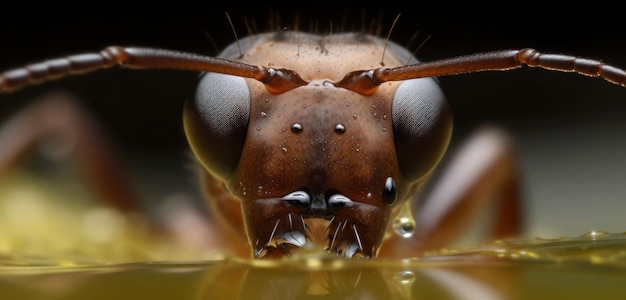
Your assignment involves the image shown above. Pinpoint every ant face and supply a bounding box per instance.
[1,13,625,259]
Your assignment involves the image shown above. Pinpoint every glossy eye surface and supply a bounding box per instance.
[183,72,250,179]
[392,77,453,181]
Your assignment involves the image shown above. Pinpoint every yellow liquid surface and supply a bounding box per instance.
[1,233,626,299]
[1,173,626,299]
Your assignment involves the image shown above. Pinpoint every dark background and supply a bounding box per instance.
[1,3,625,236]
[1,3,624,152]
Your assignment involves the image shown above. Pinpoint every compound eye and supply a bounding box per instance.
[392,77,453,181]
[183,72,250,179]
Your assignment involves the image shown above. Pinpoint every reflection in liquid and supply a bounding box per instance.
[200,248,514,300]
[2,233,626,299]
[236,266,390,299]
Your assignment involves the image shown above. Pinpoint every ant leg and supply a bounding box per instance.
[0,91,140,212]
[379,126,522,258]
[0,92,229,254]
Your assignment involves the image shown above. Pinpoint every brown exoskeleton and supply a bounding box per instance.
[1,27,625,259]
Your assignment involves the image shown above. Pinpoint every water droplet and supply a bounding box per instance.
[583,230,611,239]
[393,202,415,238]
[393,217,415,238]
[328,194,352,206]
[394,271,415,286]
[256,127,261,131]
[282,147,288,153]
[352,114,357,119]
[345,243,360,258]
[283,191,310,204]
[264,98,269,103]
[393,271,415,298]
[283,231,306,247]
[334,123,346,133]
[291,122,303,133]
[260,112,267,118]
[383,177,397,206]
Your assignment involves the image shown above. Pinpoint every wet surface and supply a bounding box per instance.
[2,228,626,299]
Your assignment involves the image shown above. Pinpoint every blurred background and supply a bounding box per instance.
[0,2,625,241]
